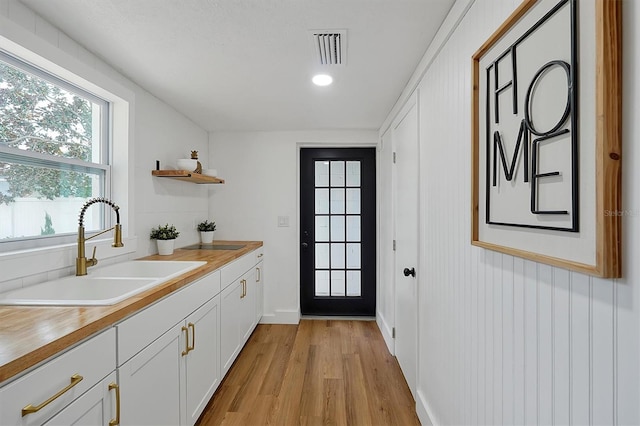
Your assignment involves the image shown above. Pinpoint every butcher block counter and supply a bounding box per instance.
[0,240,262,384]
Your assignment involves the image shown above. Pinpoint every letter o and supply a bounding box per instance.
[524,60,572,136]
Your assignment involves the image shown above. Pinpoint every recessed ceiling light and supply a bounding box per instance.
[312,74,333,86]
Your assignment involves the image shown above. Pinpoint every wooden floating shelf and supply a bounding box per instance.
[152,170,225,184]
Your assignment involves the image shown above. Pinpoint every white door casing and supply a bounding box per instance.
[393,97,419,397]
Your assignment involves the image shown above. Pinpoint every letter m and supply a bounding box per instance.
[492,119,529,186]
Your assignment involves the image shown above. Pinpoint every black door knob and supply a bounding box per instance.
[403,267,416,277]
[301,242,309,249]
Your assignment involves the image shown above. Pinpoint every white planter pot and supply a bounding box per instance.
[157,239,175,255]
[200,231,214,244]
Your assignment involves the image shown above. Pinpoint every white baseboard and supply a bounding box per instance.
[259,309,300,324]
[416,388,438,426]
[376,312,395,355]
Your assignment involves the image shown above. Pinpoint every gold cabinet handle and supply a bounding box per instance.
[240,279,246,299]
[108,382,120,426]
[257,253,263,258]
[243,279,247,297]
[256,267,261,283]
[21,374,84,417]
[187,322,195,352]
[181,326,190,356]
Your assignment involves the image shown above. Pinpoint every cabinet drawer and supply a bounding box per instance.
[117,270,221,365]
[254,247,264,263]
[221,250,260,288]
[0,328,116,426]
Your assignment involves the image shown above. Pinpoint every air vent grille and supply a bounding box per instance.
[311,30,346,66]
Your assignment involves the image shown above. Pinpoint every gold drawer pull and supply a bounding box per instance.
[21,374,84,417]
[187,322,195,353]
[181,326,190,356]
[256,267,261,283]
[257,253,263,258]
[108,382,121,426]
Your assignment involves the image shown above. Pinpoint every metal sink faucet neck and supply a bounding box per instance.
[76,197,124,276]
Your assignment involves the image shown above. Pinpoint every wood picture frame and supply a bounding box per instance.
[471,0,622,277]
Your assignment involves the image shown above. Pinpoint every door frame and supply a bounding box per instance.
[296,142,378,317]
[391,93,420,397]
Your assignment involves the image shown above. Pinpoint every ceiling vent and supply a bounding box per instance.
[309,30,347,66]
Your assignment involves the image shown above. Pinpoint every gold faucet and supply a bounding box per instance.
[76,197,124,276]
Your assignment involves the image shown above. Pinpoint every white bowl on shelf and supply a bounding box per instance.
[203,169,218,177]
[176,159,197,171]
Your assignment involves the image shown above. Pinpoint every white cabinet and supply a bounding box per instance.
[220,249,264,378]
[255,260,264,322]
[116,270,221,426]
[219,267,255,376]
[1,246,261,426]
[183,295,220,425]
[220,275,244,377]
[43,372,119,426]
[0,328,116,426]
[118,323,183,426]
[240,269,256,345]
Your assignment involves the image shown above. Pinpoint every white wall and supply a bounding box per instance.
[0,0,209,291]
[133,87,209,257]
[380,0,639,424]
[209,130,377,324]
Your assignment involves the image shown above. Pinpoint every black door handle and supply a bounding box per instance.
[301,242,309,249]
[403,267,415,277]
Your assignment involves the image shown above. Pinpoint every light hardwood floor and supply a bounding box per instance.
[196,319,420,426]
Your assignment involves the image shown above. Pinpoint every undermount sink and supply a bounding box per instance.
[0,260,206,306]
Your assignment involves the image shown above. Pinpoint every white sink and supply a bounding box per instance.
[0,260,206,306]
[88,260,206,279]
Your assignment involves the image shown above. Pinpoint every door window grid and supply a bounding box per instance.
[314,160,361,297]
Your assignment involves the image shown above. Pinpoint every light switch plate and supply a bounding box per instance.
[278,216,290,227]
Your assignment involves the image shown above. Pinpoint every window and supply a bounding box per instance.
[0,50,110,249]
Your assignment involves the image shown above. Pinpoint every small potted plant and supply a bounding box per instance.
[150,223,180,255]
[197,219,216,244]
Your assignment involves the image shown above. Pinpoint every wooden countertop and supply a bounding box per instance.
[0,240,263,384]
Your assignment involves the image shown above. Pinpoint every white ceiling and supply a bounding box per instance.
[20,0,455,132]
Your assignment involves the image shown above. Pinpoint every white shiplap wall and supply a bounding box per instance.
[382,0,639,424]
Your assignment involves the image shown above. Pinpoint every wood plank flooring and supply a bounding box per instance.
[196,320,420,426]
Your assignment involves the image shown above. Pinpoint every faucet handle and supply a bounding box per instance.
[87,246,98,267]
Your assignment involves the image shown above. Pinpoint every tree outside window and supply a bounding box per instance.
[0,54,108,242]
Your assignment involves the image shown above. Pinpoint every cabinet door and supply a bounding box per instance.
[239,270,256,346]
[255,261,264,323]
[184,295,221,426]
[118,323,184,426]
[220,278,243,377]
[44,372,118,426]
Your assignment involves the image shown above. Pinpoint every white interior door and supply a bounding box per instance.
[393,100,419,397]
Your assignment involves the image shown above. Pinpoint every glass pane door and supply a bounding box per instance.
[314,160,362,297]
[300,148,376,316]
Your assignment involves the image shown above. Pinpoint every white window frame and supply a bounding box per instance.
[0,49,113,252]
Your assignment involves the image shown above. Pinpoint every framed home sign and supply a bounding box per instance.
[471,0,622,277]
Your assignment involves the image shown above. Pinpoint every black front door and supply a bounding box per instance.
[300,147,376,316]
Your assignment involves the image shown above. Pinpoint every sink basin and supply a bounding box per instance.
[89,260,206,279]
[0,276,157,306]
[0,260,206,306]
